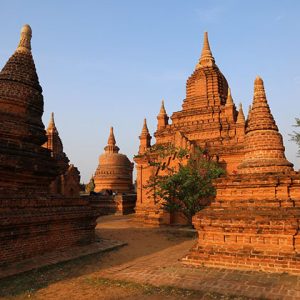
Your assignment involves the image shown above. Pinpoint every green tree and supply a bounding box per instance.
[290,118,300,156]
[145,147,224,225]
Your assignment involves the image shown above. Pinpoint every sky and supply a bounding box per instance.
[0,0,300,183]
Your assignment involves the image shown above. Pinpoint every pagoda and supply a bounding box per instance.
[94,127,134,193]
[0,25,99,265]
[134,32,246,225]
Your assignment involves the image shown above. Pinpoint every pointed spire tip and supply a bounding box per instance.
[197,31,215,68]
[17,24,32,53]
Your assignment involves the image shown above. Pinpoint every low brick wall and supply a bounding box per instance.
[0,197,99,266]
[183,173,300,274]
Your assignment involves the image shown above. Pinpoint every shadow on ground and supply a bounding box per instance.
[0,215,197,298]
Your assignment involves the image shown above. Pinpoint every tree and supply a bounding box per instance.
[290,118,300,156]
[85,176,95,194]
[145,146,225,225]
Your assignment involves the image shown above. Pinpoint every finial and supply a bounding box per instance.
[196,31,215,69]
[141,118,150,135]
[253,75,267,103]
[159,99,167,115]
[107,126,116,146]
[226,87,234,106]
[50,112,54,123]
[47,112,57,131]
[236,103,245,124]
[16,24,32,53]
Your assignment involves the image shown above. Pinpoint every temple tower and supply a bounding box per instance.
[139,119,152,154]
[182,31,228,111]
[43,113,81,197]
[157,100,169,130]
[134,32,246,225]
[0,25,58,197]
[43,112,69,171]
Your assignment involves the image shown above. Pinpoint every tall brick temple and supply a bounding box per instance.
[134,31,300,274]
[0,25,99,265]
[134,32,246,225]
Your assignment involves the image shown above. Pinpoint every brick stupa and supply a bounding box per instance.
[0,25,99,265]
[43,113,81,197]
[134,32,246,225]
[94,127,134,193]
[183,77,300,274]
[0,25,58,197]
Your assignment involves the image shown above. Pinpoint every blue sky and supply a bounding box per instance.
[0,0,300,182]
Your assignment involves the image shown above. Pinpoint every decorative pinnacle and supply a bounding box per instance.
[105,126,119,153]
[226,88,234,106]
[196,32,215,68]
[253,76,267,103]
[47,112,57,131]
[107,126,116,146]
[16,24,32,53]
[141,118,150,136]
[159,99,167,115]
[236,103,245,124]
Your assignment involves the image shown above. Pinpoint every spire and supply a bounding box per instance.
[47,112,57,132]
[104,127,119,153]
[157,99,169,130]
[0,24,41,91]
[141,118,150,136]
[237,76,293,174]
[159,99,167,115]
[16,24,32,53]
[43,112,68,166]
[226,88,234,106]
[236,103,245,124]
[107,126,116,146]
[196,32,215,68]
[139,118,151,154]
[247,76,277,132]
[253,76,267,106]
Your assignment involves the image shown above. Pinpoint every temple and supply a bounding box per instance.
[183,77,300,274]
[94,127,134,193]
[43,112,81,197]
[0,25,99,265]
[134,32,246,226]
[135,31,300,274]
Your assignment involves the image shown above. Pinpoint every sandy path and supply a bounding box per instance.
[0,215,198,300]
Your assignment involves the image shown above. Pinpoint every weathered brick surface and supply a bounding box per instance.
[0,25,99,265]
[0,197,98,266]
[89,194,136,215]
[184,78,300,274]
[134,32,246,226]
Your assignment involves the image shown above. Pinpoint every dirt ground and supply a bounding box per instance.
[0,215,264,300]
[0,215,203,300]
